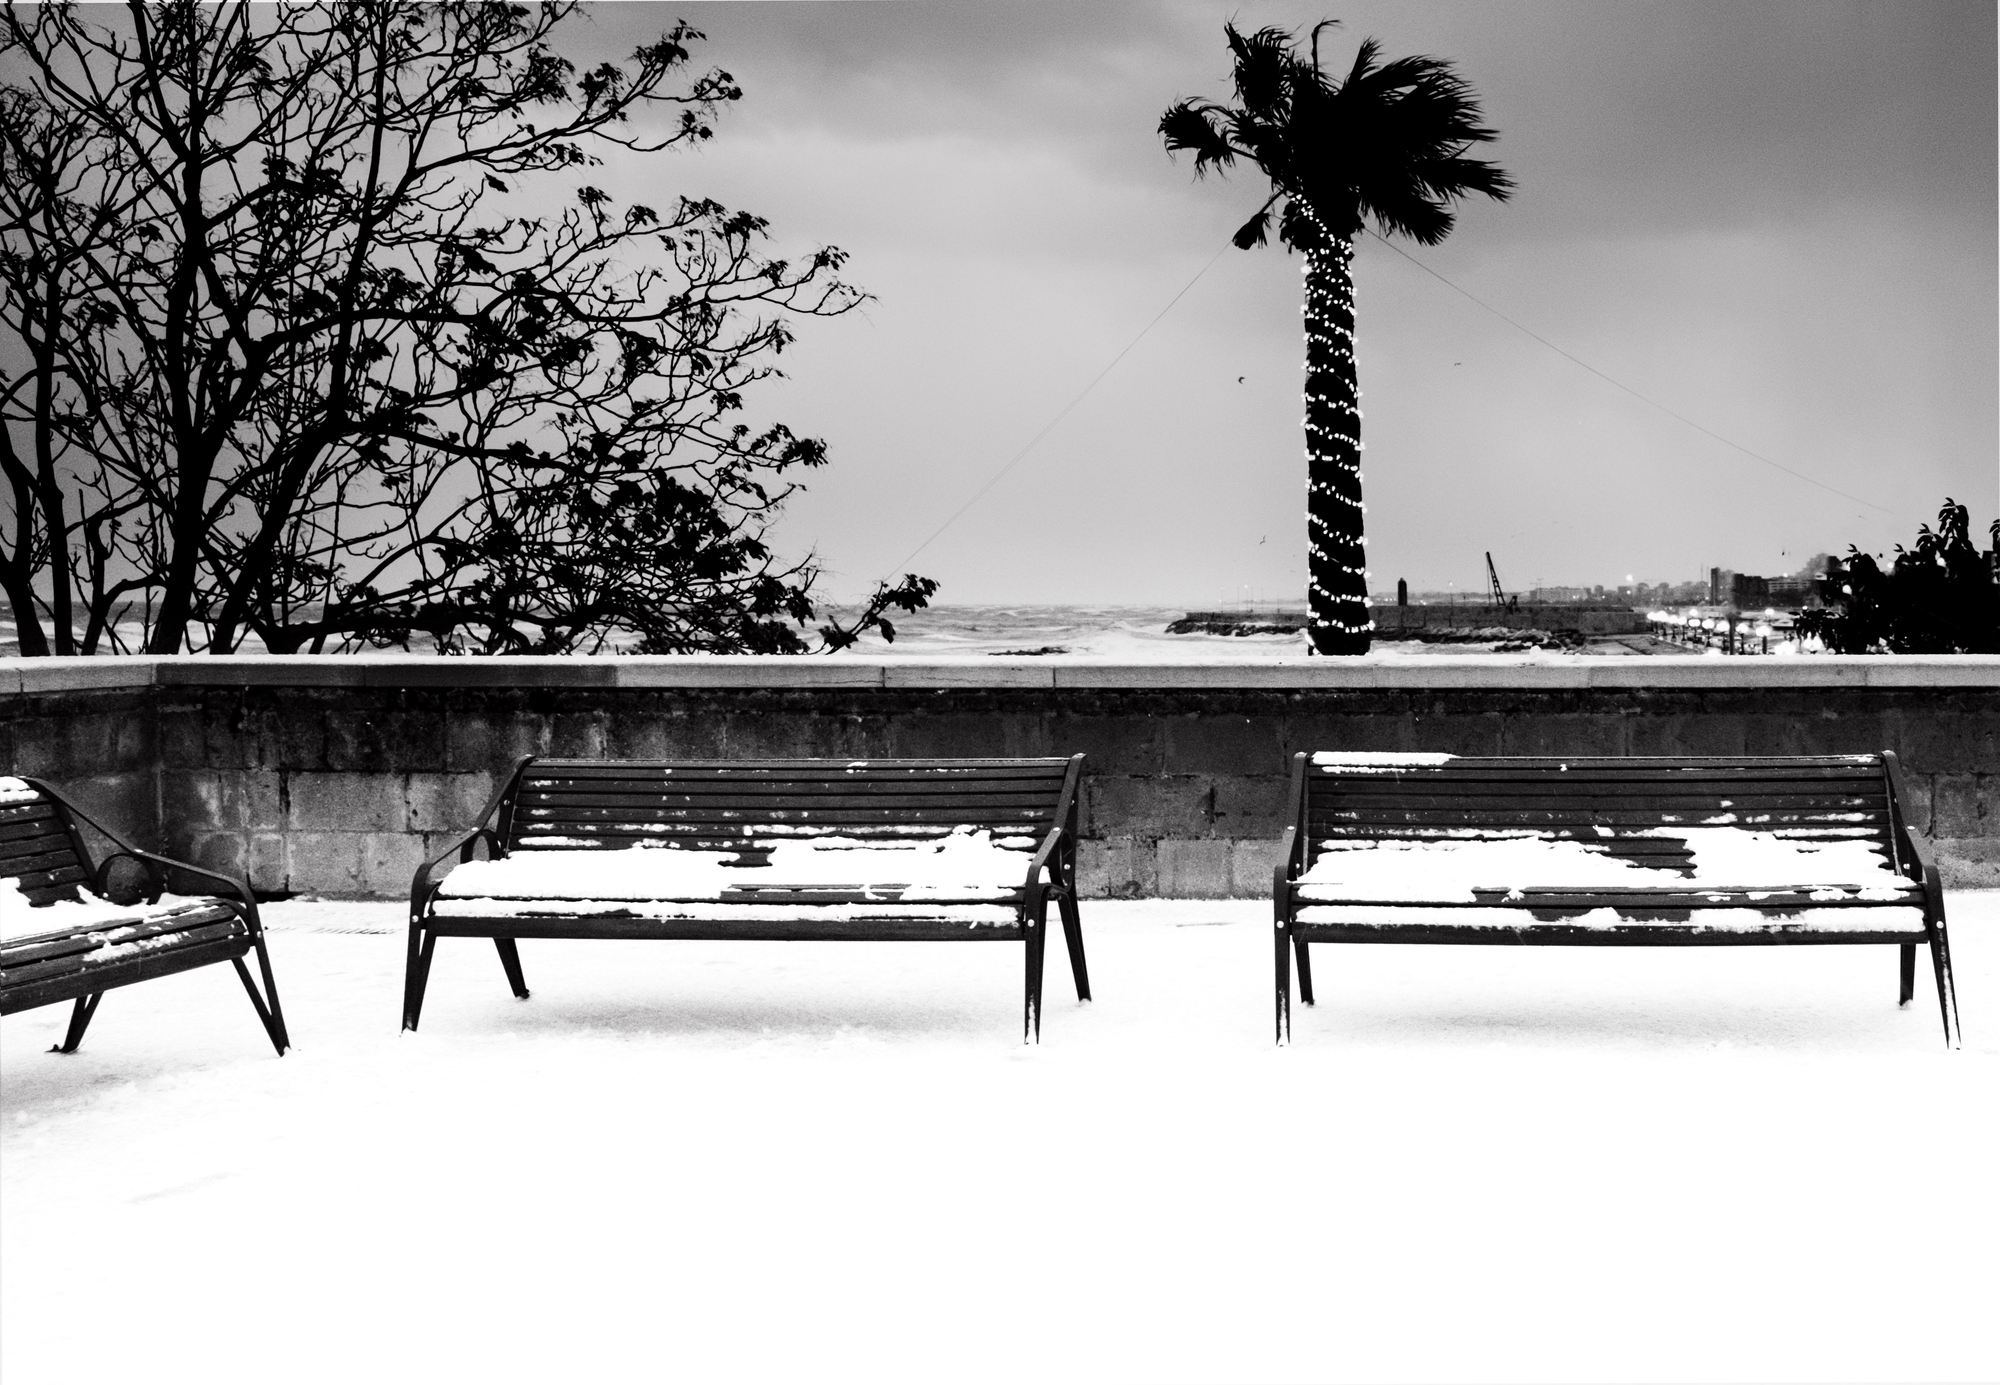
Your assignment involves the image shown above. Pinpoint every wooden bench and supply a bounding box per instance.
[0,776,289,1055]
[1272,752,1960,1048]
[407,755,1089,1041]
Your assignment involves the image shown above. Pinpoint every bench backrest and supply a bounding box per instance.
[0,778,91,905]
[503,757,1081,856]
[1296,753,1909,878]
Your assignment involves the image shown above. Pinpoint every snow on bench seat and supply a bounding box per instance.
[1291,905,1928,936]
[407,756,1089,1041]
[1,879,235,941]
[1292,827,1918,906]
[1272,752,1961,1046]
[435,828,1038,910]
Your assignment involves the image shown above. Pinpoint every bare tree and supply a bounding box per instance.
[0,0,929,655]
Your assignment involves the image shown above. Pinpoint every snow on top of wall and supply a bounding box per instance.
[0,776,39,806]
[1311,752,1457,771]
[1295,827,1909,903]
[439,826,1038,902]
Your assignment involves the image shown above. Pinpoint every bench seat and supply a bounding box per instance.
[1273,752,1960,1046]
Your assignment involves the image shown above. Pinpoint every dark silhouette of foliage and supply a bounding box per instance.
[1161,21,1510,654]
[0,1,929,655]
[1795,500,2000,654]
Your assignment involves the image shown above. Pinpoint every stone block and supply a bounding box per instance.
[403,773,457,833]
[356,832,429,897]
[446,708,552,771]
[1087,775,1210,840]
[1899,776,1934,835]
[1409,707,1505,756]
[155,768,281,834]
[248,833,289,894]
[444,771,500,829]
[550,709,610,759]
[1934,838,2000,890]
[284,831,367,894]
[160,769,242,830]
[41,772,154,848]
[1229,838,1285,898]
[729,706,895,759]
[180,830,248,882]
[1283,712,1420,758]
[1046,714,1164,776]
[887,711,1047,760]
[1499,713,1629,758]
[1929,775,1990,839]
[286,772,406,832]
[1885,706,2000,775]
[1624,713,1746,758]
[1158,839,1234,899]
[326,705,446,773]
[1162,714,1284,777]
[1210,775,1289,839]
[1077,837,1157,900]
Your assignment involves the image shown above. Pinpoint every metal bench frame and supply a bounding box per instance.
[406,755,1089,1042]
[1,777,288,1056]
[1272,752,1960,1048]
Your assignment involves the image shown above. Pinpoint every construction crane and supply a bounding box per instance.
[1485,552,1518,612]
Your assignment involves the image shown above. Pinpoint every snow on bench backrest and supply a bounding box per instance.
[1301,754,1906,890]
[0,776,91,907]
[505,758,1075,859]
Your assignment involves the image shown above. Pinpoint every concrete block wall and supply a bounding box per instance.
[4,656,1999,897]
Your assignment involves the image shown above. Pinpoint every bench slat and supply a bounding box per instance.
[518,789,1066,812]
[0,904,241,963]
[1,917,249,990]
[0,931,257,1016]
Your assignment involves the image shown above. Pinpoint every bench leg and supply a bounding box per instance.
[403,927,437,1032]
[53,992,102,1054]
[1926,921,1962,1050]
[495,938,530,1000]
[1024,912,1047,1045]
[1295,935,1315,1007]
[232,936,291,1056]
[1274,921,1291,1046]
[1056,892,1090,1003]
[1899,943,1916,1007]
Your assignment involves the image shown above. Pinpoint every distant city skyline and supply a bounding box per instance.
[574,1,1995,605]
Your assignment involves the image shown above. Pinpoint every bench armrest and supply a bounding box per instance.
[1273,754,1309,918]
[1023,825,1064,901]
[410,756,532,920]
[1881,751,1945,924]
[23,778,263,931]
[1020,753,1084,905]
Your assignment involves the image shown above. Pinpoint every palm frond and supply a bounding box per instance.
[1225,23,1300,121]
[1158,99,1238,175]
[1233,197,1280,249]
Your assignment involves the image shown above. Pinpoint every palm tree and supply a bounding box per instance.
[1161,22,1511,654]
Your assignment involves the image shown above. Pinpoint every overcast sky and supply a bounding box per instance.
[579,0,1995,606]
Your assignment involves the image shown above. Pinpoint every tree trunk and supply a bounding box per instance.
[1302,238,1371,655]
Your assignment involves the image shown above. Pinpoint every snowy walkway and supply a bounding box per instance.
[5,897,1996,1384]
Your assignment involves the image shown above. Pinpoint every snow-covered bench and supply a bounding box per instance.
[0,777,288,1055]
[1272,753,1960,1047]
[407,756,1089,1041]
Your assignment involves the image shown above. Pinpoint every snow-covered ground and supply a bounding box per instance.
[4,897,1995,1385]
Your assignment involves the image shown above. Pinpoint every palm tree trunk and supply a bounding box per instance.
[1302,238,1371,655]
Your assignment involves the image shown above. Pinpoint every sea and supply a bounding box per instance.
[0,604,1682,659]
